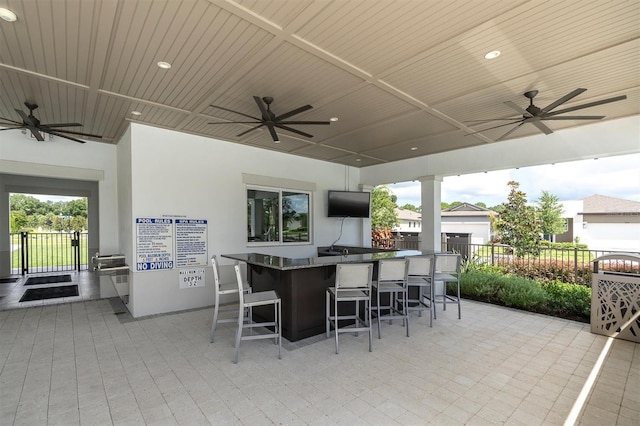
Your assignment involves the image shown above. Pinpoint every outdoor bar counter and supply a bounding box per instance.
[222,250,428,341]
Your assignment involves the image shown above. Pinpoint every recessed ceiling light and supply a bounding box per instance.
[131,111,142,116]
[157,61,172,69]
[410,147,418,151]
[330,117,339,122]
[0,8,17,22]
[356,158,362,162]
[484,50,501,60]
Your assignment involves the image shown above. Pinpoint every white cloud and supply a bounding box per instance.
[388,153,640,208]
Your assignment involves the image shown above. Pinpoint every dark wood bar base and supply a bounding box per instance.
[248,264,338,341]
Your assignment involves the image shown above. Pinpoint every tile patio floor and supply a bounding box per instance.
[0,295,638,425]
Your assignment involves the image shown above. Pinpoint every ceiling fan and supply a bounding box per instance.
[0,102,102,144]
[209,96,330,142]
[466,88,627,141]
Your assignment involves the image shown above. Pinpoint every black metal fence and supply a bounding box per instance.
[10,232,88,275]
[376,237,640,285]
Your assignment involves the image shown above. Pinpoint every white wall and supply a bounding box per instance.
[0,128,120,254]
[124,124,364,317]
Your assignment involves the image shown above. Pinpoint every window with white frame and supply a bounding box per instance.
[247,186,311,245]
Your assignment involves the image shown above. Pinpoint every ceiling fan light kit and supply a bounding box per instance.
[208,96,331,142]
[466,88,627,141]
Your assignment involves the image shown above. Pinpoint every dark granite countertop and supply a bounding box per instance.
[222,250,434,271]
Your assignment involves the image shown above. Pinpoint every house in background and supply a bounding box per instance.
[557,195,640,252]
[393,208,422,237]
[393,204,496,252]
[441,203,496,247]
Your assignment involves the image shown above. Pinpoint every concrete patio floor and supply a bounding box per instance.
[0,297,638,425]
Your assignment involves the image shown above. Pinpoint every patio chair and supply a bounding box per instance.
[233,263,281,363]
[433,252,461,319]
[405,255,435,327]
[372,258,410,338]
[326,263,374,354]
[210,255,251,343]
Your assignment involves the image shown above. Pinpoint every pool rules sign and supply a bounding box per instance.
[136,217,208,271]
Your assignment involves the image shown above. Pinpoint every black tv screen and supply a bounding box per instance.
[327,191,371,218]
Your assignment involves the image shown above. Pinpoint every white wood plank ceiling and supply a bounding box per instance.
[0,0,638,167]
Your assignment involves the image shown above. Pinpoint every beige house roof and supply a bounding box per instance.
[395,208,421,221]
[442,202,497,217]
[582,195,640,214]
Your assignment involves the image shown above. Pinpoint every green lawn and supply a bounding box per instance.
[11,232,88,269]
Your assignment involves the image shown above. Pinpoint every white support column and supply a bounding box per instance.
[418,175,443,251]
[359,184,375,247]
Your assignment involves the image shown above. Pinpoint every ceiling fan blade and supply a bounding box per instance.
[253,96,270,120]
[41,127,103,138]
[208,121,260,125]
[464,120,525,135]
[265,123,279,141]
[541,115,605,120]
[530,120,553,135]
[279,120,330,125]
[544,95,627,117]
[0,116,23,125]
[47,129,86,144]
[504,101,530,116]
[210,104,260,121]
[0,125,27,131]
[541,88,587,113]
[276,104,313,121]
[40,122,83,128]
[275,124,314,138]
[464,118,521,123]
[237,124,264,137]
[496,122,525,141]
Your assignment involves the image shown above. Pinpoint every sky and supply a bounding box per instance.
[388,153,640,208]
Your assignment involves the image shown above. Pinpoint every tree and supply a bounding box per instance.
[494,181,542,257]
[475,202,487,208]
[10,211,28,232]
[371,185,398,231]
[400,203,419,212]
[536,191,566,241]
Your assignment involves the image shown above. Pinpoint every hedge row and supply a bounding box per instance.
[458,270,591,323]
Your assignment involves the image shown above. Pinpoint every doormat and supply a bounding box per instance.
[19,285,79,302]
[0,278,19,284]
[25,275,72,286]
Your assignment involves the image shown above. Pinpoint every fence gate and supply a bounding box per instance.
[13,232,88,275]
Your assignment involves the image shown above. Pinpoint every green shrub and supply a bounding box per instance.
[497,277,547,309]
[460,271,502,302]
[460,271,591,322]
[540,280,591,319]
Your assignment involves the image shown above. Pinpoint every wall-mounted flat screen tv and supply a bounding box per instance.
[327,191,371,218]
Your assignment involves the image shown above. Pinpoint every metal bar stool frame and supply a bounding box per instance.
[326,263,374,354]
[405,255,435,327]
[233,263,281,363]
[210,255,251,343]
[372,258,410,338]
[433,252,462,320]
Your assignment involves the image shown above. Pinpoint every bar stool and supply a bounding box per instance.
[433,252,462,319]
[372,258,409,338]
[326,263,374,354]
[210,255,251,343]
[233,263,281,363]
[405,255,435,327]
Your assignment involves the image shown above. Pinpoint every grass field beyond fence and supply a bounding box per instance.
[10,232,88,272]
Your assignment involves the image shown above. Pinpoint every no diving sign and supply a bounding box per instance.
[179,268,206,289]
